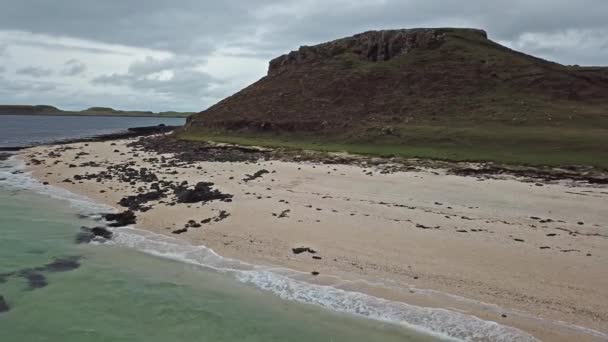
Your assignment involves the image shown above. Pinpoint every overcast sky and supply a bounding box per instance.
[0,0,607,112]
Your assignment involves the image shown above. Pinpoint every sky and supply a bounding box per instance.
[0,0,607,112]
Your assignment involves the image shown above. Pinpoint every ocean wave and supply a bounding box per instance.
[0,155,540,341]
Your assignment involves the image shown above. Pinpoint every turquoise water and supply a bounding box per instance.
[0,159,438,342]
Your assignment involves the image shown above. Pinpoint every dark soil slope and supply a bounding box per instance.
[186,28,608,135]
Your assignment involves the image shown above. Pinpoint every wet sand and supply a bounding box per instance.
[20,138,608,341]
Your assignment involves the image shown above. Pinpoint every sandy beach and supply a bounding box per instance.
[20,137,608,341]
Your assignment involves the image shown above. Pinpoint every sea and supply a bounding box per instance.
[0,115,534,342]
[0,115,187,148]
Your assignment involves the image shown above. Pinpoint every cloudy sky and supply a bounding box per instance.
[1,0,607,112]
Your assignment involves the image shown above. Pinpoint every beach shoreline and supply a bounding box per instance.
[18,136,608,341]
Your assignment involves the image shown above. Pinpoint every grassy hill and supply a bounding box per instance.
[0,105,193,118]
[182,28,608,168]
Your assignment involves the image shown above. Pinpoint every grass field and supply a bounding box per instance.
[178,125,608,169]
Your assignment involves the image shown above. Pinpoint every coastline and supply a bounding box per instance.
[17,137,608,341]
[0,113,190,118]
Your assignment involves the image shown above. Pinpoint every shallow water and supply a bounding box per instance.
[0,115,186,147]
[0,160,439,341]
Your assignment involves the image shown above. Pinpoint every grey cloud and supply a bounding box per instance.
[1,0,607,111]
[128,56,205,75]
[1,0,607,59]
[0,0,276,55]
[16,66,53,78]
[1,1,607,66]
[0,74,189,111]
[246,1,608,65]
[93,56,219,99]
[0,66,5,73]
[61,59,86,76]
[10,39,132,56]
[0,76,58,93]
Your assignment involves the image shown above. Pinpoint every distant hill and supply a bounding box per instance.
[0,105,193,118]
[182,28,608,167]
[187,28,608,131]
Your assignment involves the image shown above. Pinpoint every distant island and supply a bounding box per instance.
[0,105,193,118]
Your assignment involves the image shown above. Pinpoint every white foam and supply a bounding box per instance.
[110,227,539,342]
[0,155,113,214]
[0,155,541,341]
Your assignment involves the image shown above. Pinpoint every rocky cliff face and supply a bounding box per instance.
[268,28,487,76]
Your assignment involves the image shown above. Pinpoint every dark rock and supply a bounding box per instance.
[172,228,188,235]
[103,210,136,227]
[119,190,164,211]
[243,169,269,182]
[311,271,320,276]
[18,270,48,289]
[43,256,81,272]
[292,247,317,254]
[0,295,9,312]
[312,256,322,260]
[216,210,230,221]
[91,227,113,239]
[76,226,113,243]
[174,182,232,204]
[186,220,202,228]
[277,209,290,218]
[0,152,13,161]
[0,272,14,284]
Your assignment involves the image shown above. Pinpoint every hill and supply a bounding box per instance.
[182,28,608,167]
[0,105,193,118]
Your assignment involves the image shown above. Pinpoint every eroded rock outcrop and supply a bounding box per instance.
[268,28,486,75]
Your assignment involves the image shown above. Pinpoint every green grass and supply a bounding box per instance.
[178,125,608,169]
